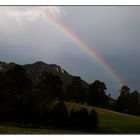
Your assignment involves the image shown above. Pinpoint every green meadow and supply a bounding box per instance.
[0,102,140,134]
[65,102,140,133]
[0,124,82,134]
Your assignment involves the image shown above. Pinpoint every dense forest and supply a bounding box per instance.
[0,62,140,131]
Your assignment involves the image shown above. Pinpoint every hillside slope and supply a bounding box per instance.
[65,102,140,133]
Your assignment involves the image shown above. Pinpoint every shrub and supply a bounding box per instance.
[49,101,69,128]
[89,109,99,129]
[69,108,89,130]
[69,108,99,131]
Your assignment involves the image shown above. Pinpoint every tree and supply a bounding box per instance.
[5,64,33,123]
[6,64,32,96]
[49,101,69,128]
[113,86,140,116]
[66,76,87,103]
[69,108,99,130]
[128,90,140,115]
[120,85,130,96]
[113,85,130,113]
[88,80,109,107]
[37,71,63,100]
[30,72,63,125]
[69,108,90,130]
[0,72,12,121]
[89,109,99,129]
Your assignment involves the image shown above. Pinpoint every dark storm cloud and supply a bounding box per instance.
[0,6,140,98]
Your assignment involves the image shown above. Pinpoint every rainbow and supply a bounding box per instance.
[38,9,125,87]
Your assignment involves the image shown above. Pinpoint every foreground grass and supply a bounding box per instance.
[65,102,140,133]
[0,102,140,134]
[0,123,83,134]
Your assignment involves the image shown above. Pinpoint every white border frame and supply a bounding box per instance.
[0,0,140,5]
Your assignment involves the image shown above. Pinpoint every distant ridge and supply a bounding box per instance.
[0,61,89,89]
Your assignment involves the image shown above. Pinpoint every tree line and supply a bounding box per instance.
[113,85,140,116]
[0,64,98,131]
[0,64,140,130]
[65,73,140,116]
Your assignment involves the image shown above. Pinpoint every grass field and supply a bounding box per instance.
[0,102,140,134]
[0,123,83,134]
[65,102,140,133]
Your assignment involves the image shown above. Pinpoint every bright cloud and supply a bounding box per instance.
[6,6,65,24]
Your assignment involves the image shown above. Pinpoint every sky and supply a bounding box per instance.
[0,6,140,98]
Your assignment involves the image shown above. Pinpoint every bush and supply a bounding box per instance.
[49,101,69,128]
[76,108,90,130]
[89,109,99,129]
[69,108,89,130]
[69,108,99,131]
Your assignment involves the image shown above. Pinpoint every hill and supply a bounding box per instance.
[65,102,140,133]
[0,61,140,134]
[0,61,89,89]
[0,102,139,134]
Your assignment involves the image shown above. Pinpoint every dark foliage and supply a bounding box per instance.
[37,71,63,100]
[88,80,110,108]
[0,65,33,123]
[113,85,140,116]
[0,71,12,121]
[71,108,89,130]
[49,101,69,128]
[1,61,140,132]
[69,108,98,130]
[66,76,87,103]
[89,109,99,129]
[128,91,140,115]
